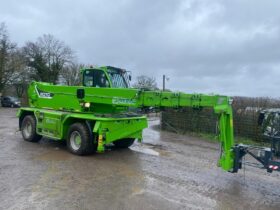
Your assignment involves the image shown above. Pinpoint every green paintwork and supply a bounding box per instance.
[17,66,235,172]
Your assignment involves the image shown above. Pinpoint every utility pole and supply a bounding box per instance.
[163,75,169,91]
[163,75,166,91]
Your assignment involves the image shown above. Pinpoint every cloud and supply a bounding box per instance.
[1,0,280,97]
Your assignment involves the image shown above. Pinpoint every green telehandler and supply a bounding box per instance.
[17,66,280,173]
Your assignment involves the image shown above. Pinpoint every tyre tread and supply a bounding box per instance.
[21,115,42,142]
[67,123,95,155]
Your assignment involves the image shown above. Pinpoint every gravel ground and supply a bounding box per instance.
[0,108,279,210]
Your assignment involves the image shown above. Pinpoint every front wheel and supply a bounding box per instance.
[113,138,135,148]
[67,123,95,155]
[21,115,42,142]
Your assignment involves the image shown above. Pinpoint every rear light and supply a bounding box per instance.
[269,165,279,170]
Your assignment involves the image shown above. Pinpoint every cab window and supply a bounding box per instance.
[83,70,110,88]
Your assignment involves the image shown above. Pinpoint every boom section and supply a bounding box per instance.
[29,82,232,111]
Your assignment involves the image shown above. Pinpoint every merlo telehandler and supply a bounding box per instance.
[17,66,280,173]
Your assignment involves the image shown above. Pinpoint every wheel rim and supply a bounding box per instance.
[70,131,82,151]
[23,121,32,138]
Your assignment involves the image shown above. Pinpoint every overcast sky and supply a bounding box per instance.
[1,0,280,97]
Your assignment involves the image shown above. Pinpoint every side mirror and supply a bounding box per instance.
[77,89,85,99]
[258,112,265,126]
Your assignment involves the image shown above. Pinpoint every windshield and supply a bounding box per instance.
[107,70,128,88]
[9,97,18,101]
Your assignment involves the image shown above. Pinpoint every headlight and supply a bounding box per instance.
[84,102,90,108]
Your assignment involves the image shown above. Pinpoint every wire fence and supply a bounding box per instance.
[161,96,280,142]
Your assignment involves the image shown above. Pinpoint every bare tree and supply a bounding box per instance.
[0,22,18,93]
[133,75,158,90]
[60,63,84,86]
[9,50,30,98]
[23,34,74,83]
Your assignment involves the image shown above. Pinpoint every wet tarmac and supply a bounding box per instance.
[0,108,279,210]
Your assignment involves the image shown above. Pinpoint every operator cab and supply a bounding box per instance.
[82,66,130,88]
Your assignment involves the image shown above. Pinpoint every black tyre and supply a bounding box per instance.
[21,115,42,142]
[113,138,135,148]
[67,123,95,155]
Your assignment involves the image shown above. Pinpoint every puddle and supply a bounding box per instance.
[154,148,170,157]
[130,144,160,156]
[35,149,72,161]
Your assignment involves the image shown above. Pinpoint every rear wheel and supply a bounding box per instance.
[21,115,42,142]
[113,138,135,148]
[67,123,95,155]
